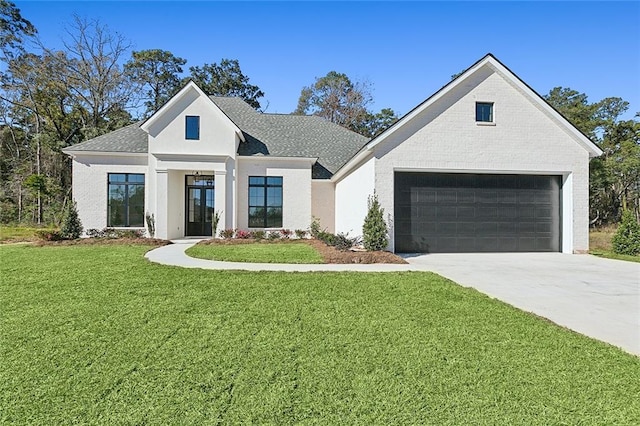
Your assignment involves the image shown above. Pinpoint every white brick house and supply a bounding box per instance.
[64,54,601,253]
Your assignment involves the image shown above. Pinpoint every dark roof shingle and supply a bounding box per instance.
[65,97,369,178]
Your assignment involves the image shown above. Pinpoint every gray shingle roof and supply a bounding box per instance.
[65,97,369,178]
[64,121,147,153]
[210,97,368,178]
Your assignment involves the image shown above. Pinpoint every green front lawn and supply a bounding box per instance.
[590,227,640,263]
[2,244,639,424]
[0,225,55,243]
[186,241,324,263]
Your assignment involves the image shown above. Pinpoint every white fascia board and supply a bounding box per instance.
[140,80,245,142]
[62,150,147,159]
[153,153,232,163]
[238,155,317,165]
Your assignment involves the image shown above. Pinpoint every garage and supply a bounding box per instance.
[394,172,561,253]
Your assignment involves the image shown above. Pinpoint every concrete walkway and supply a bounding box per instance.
[145,240,419,272]
[145,242,640,356]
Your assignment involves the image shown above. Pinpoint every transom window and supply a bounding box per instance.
[108,173,145,227]
[476,102,494,122]
[185,115,200,140]
[248,176,283,228]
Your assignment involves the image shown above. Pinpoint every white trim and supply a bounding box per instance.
[62,150,147,158]
[238,155,317,164]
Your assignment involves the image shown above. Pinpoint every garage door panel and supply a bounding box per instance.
[394,172,561,253]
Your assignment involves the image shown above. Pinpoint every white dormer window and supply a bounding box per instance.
[475,102,494,123]
[185,116,200,140]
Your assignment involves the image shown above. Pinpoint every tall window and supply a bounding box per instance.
[185,115,200,140]
[248,176,282,228]
[476,102,494,122]
[108,173,145,227]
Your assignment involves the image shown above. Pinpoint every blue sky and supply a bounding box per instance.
[16,1,640,119]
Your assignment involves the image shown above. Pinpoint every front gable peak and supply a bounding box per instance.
[140,80,244,142]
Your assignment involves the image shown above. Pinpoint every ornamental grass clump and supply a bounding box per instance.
[362,194,388,251]
[612,210,640,255]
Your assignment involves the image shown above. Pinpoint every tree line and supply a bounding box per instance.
[1,1,637,228]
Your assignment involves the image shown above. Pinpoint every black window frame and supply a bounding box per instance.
[476,102,494,123]
[185,115,200,140]
[107,173,145,227]
[248,176,283,228]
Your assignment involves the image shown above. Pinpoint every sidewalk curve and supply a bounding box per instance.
[144,241,421,272]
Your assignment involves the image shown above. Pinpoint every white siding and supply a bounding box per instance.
[335,157,375,237]
[236,158,313,231]
[71,154,148,234]
[373,69,590,253]
[311,181,335,233]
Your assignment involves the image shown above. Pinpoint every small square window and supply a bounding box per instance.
[476,102,494,122]
[185,116,200,140]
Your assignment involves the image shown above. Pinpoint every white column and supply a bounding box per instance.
[155,169,169,239]
[214,170,227,236]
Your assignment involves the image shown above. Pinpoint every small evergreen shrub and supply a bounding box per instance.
[333,232,360,251]
[612,210,640,255]
[219,229,235,239]
[316,231,336,246]
[60,200,83,240]
[362,194,388,251]
[294,229,308,239]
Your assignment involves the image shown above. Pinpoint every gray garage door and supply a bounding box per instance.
[394,172,561,253]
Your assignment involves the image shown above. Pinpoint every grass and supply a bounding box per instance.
[186,241,324,263]
[0,224,55,243]
[2,244,639,424]
[589,226,640,263]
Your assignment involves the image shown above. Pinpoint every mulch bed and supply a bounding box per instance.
[33,238,171,247]
[197,238,407,264]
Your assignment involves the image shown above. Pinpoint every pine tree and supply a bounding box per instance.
[60,200,83,239]
[362,194,388,251]
[612,210,640,255]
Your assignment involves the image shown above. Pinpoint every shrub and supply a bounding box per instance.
[333,232,360,251]
[219,229,235,239]
[35,230,64,241]
[145,212,155,237]
[362,193,388,251]
[267,230,282,240]
[236,229,252,239]
[612,210,640,255]
[294,229,308,239]
[280,229,292,239]
[252,230,266,240]
[309,217,322,238]
[316,231,336,246]
[86,228,144,239]
[60,200,83,240]
[212,210,222,238]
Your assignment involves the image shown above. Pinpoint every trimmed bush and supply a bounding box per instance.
[280,229,292,239]
[60,200,83,240]
[268,230,282,240]
[309,217,322,239]
[362,194,388,251]
[612,210,640,255]
[252,230,266,240]
[236,230,252,239]
[294,229,308,239]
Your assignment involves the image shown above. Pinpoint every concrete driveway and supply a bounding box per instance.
[403,253,640,356]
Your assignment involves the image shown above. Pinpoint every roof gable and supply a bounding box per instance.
[334,54,603,181]
[140,81,244,141]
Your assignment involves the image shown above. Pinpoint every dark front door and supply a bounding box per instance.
[186,175,214,236]
[394,172,561,253]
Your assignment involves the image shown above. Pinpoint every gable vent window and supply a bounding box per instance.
[185,115,200,140]
[476,102,494,123]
